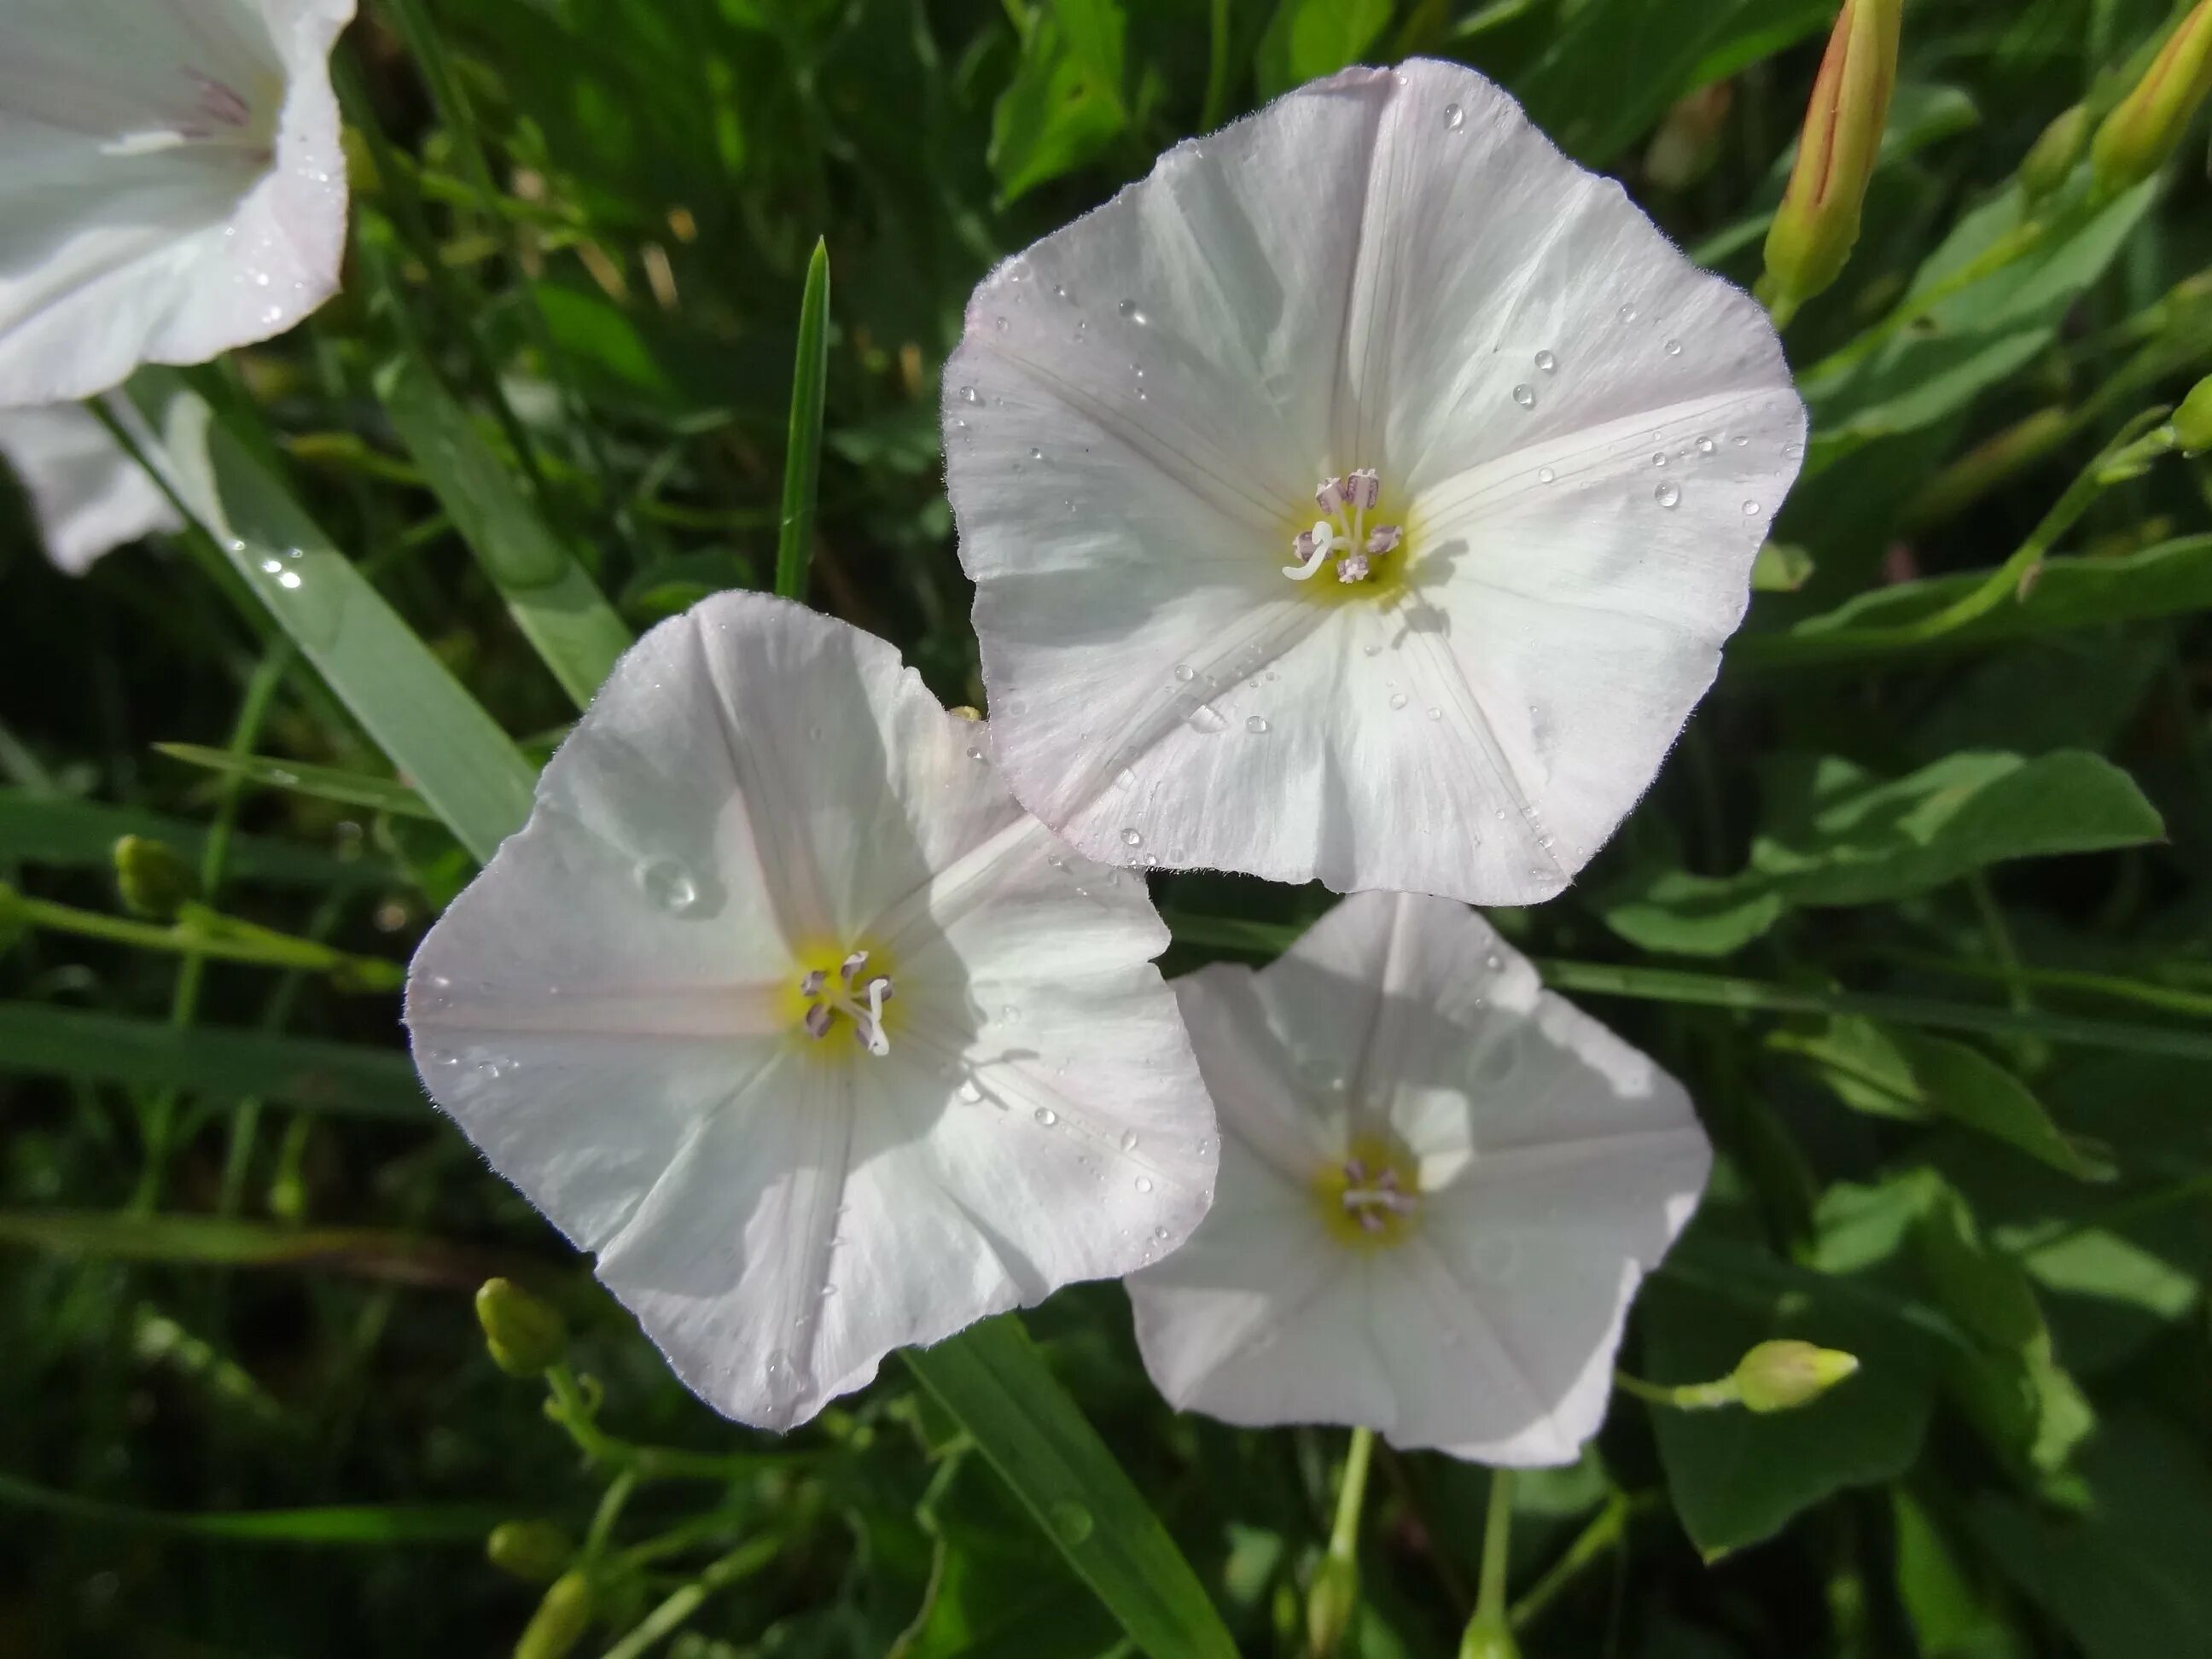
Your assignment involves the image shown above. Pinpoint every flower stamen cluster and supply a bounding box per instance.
[1284,469,1403,585]
[799,950,894,1056]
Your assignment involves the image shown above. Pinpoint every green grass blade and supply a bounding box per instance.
[119,370,538,864]
[902,1316,1238,1659]
[0,1472,504,1545]
[0,788,387,887]
[0,1209,515,1289]
[377,358,632,709]
[776,238,831,602]
[0,1003,427,1121]
[154,743,437,820]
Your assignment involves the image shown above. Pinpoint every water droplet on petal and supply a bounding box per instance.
[1511,383,1536,409]
[1652,452,1667,467]
[1743,500,1761,515]
[1619,304,1639,323]
[1245,715,1269,734]
[1028,446,1045,462]
[993,316,1009,333]
[1033,1106,1058,1127]
[1173,664,1195,683]
[958,1079,983,1103]
[958,385,979,404]
[965,744,986,761]
[1537,467,1556,484]
[1134,1176,1154,1194]
[1784,440,1805,458]
[1534,349,1557,373]
[1121,827,1142,847]
[1426,707,1441,720]
[1118,300,1146,323]
[1664,338,1683,356]
[1732,434,1751,447]
[1184,702,1227,735]
[1696,434,1717,456]
[1656,483,1681,509]
[1389,691,1409,711]
[1121,1131,1139,1152]
[637,858,698,912]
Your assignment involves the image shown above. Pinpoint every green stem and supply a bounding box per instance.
[1613,1370,1740,1410]
[542,1365,765,1483]
[7,894,400,989]
[1458,1470,1520,1656]
[598,1535,783,1659]
[1328,1425,1376,1564]
[1510,1493,1646,1633]
[1202,0,1233,131]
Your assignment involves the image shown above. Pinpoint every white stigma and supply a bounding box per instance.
[800,950,894,1057]
[1284,470,1400,584]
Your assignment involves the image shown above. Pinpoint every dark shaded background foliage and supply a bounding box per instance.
[3,0,2209,1654]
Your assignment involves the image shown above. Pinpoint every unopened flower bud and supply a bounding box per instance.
[2020,103,2093,199]
[475,1278,566,1378]
[487,1520,573,1584]
[513,1571,594,1659]
[2174,374,2212,455]
[2092,0,2212,195]
[1760,0,1903,326]
[1305,1553,1359,1658]
[114,835,199,921]
[1732,1339,1860,1412]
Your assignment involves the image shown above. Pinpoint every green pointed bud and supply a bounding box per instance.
[2175,375,2212,455]
[2020,103,2092,199]
[1304,1553,1359,1658]
[1732,1339,1860,1412]
[1759,0,1902,326]
[513,1571,593,1659]
[487,1520,573,1584]
[2092,0,2212,195]
[114,835,200,921]
[475,1278,566,1378]
[1458,1616,1523,1659]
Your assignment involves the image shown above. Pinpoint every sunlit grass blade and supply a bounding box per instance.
[118,370,538,864]
[0,1003,426,1121]
[0,1471,505,1545]
[378,359,633,709]
[903,1315,1238,1659]
[0,787,387,887]
[154,743,437,820]
[776,238,831,602]
[0,1208,521,1289]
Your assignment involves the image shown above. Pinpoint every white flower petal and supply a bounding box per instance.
[0,396,180,573]
[1129,891,1708,1464]
[948,59,1803,902]
[0,0,353,406]
[408,592,1218,1429]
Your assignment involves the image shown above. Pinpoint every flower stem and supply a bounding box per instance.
[1458,1469,1519,1657]
[1307,1425,1374,1656]
[4,893,402,990]
[598,1534,784,1659]
[543,1363,765,1484]
[1613,1369,1741,1410]
[1328,1424,1376,1564]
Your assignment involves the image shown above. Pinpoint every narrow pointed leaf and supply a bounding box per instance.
[154,743,437,820]
[776,239,830,601]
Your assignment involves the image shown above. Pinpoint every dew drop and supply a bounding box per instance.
[965,744,986,761]
[1389,691,1409,711]
[1033,1106,1058,1127]
[1363,643,1382,657]
[993,316,1009,333]
[637,858,698,913]
[1783,439,1805,458]
[1537,467,1556,484]
[259,557,283,574]
[1534,349,1557,373]
[1173,664,1195,683]
[1732,434,1750,447]
[1121,828,1143,847]
[1049,1499,1095,1546]
[1245,715,1269,734]
[1655,482,1681,509]
[958,385,979,404]
[1511,383,1536,410]
[1664,338,1683,356]
[1118,300,1147,324]
[1426,707,1442,721]
[1618,304,1639,323]
[1152,1225,1171,1243]
[1121,1130,1140,1152]
[958,1079,983,1103]
[1134,1176,1154,1194]
[1443,102,1464,130]
[1696,434,1717,456]
[1743,500,1761,516]
[1651,452,1667,467]
[1184,702,1228,735]
[1028,446,1045,462]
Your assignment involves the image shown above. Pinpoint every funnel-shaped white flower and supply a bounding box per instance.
[946,59,1805,904]
[0,0,354,407]
[0,398,179,573]
[406,593,1218,1431]
[1127,892,1708,1464]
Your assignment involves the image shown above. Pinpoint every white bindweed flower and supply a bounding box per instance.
[1126,891,1709,1464]
[405,592,1219,1431]
[0,398,180,573]
[0,0,354,407]
[945,60,1807,904]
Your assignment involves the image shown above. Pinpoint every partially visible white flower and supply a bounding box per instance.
[0,0,355,407]
[406,592,1219,1431]
[945,59,1806,905]
[1127,892,1709,1465]
[0,398,180,573]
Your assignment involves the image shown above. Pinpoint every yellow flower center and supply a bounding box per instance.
[1278,469,1416,604]
[782,940,899,1058]
[1313,1133,1423,1249]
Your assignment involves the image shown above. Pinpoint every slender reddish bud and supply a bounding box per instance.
[2093,0,2212,194]
[1760,0,1904,326]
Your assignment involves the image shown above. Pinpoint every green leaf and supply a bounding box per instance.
[1736,536,2212,670]
[1644,1204,1940,1557]
[377,358,632,710]
[121,370,538,864]
[0,1209,504,1289]
[0,1470,504,1545]
[0,1002,427,1121]
[154,743,438,821]
[1254,0,1393,99]
[0,788,387,888]
[1777,1018,2116,1181]
[902,1316,1237,1659]
[1515,0,1832,166]
[1970,1418,2212,1659]
[1892,1489,2026,1659]
[777,238,832,602]
[1801,181,2158,470]
[1599,751,2165,955]
[990,0,1128,205]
